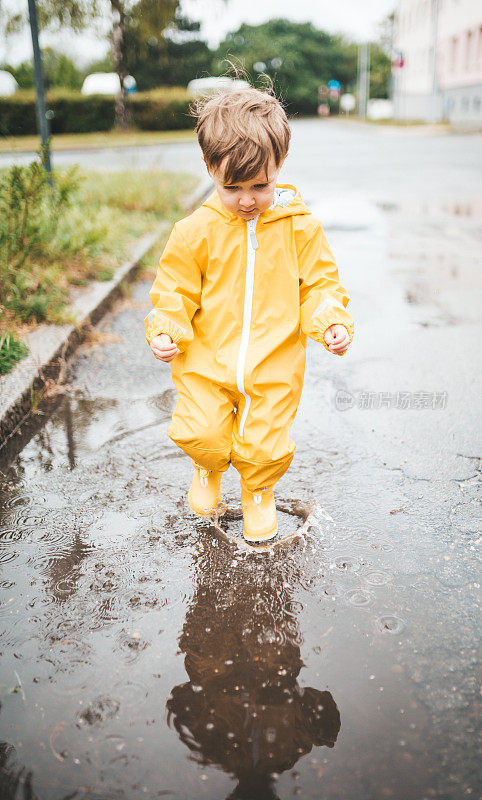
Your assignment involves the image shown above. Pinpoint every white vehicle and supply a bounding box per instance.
[81,72,137,96]
[187,77,250,96]
[340,93,356,114]
[0,70,19,97]
[367,99,394,120]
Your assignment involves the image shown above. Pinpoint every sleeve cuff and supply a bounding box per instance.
[145,314,186,347]
[313,310,354,356]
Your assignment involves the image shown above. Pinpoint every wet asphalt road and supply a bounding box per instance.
[0,119,481,799]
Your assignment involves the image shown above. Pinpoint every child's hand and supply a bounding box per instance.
[324,324,351,355]
[150,333,180,362]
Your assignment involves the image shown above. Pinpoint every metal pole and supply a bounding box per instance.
[357,44,361,116]
[429,0,440,122]
[389,15,395,102]
[366,42,371,116]
[358,43,368,120]
[357,44,360,116]
[27,0,52,173]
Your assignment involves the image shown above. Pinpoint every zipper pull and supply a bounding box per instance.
[247,219,259,250]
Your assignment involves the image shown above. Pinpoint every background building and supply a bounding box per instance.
[393,0,482,124]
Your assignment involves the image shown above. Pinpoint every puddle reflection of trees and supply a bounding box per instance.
[168,543,340,799]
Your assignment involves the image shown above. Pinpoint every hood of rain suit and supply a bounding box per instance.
[201,184,311,225]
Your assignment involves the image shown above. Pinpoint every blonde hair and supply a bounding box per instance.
[191,85,291,185]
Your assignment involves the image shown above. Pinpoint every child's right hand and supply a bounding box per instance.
[150,333,180,362]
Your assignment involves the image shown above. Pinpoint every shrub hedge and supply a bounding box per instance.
[0,87,193,136]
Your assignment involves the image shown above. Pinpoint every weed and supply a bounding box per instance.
[82,325,123,347]
[0,332,28,375]
[96,268,115,282]
[30,384,47,414]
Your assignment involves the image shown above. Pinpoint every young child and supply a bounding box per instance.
[146,86,354,543]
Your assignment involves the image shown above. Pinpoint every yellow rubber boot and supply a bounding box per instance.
[241,482,278,542]
[188,462,222,517]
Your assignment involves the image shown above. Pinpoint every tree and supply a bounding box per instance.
[2,48,83,89]
[1,60,34,88]
[124,12,213,89]
[0,0,24,41]
[3,0,179,128]
[214,19,357,114]
[377,11,395,58]
[368,43,392,99]
[375,11,395,100]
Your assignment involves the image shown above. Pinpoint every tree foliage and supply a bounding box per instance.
[2,0,181,127]
[369,44,392,99]
[1,9,392,112]
[213,19,358,114]
[4,47,84,90]
[124,13,212,89]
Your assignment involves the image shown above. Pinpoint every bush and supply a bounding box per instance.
[0,91,38,136]
[0,146,97,325]
[129,88,193,131]
[0,156,71,324]
[0,87,193,137]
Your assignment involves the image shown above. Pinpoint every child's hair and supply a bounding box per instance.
[190,84,291,185]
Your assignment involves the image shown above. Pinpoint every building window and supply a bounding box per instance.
[461,97,469,112]
[473,96,481,113]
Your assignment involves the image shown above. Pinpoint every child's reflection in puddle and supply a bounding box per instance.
[167,540,340,799]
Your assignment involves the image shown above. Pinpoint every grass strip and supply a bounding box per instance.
[0,149,197,361]
[0,128,196,154]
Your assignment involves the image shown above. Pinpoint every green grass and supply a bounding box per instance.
[96,267,115,282]
[0,333,28,375]
[0,151,197,356]
[0,128,196,154]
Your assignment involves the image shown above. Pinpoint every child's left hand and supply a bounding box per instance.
[324,324,351,355]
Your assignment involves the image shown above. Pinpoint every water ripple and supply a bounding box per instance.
[345,588,376,607]
[364,570,393,586]
[374,615,406,634]
[334,555,362,573]
[5,495,32,510]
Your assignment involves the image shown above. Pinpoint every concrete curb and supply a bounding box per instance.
[0,176,213,449]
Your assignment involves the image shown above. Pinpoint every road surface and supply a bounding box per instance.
[0,118,480,800]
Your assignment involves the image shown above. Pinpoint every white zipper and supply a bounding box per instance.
[236,215,259,436]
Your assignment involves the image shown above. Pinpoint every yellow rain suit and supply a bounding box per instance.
[145,183,354,492]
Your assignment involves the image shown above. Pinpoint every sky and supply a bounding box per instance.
[181,0,396,48]
[0,0,396,68]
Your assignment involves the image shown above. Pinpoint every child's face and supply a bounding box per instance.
[209,155,285,220]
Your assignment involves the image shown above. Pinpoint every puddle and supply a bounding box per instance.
[0,279,479,799]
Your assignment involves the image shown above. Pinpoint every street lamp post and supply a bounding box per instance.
[27,0,52,174]
[357,42,370,120]
[429,0,440,123]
